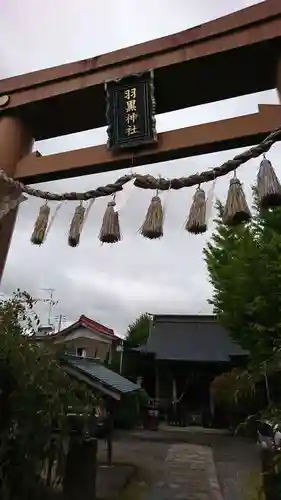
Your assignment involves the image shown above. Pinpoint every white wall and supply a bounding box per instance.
[57,326,112,345]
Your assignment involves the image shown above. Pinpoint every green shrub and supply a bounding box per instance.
[0,291,97,500]
[114,394,139,429]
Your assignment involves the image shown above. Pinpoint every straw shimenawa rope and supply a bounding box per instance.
[1,128,281,202]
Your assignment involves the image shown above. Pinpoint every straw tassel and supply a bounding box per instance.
[31,202,50,245]
[185,187,207,234]
[223,176,251,226]
[257,157,281,209]
[68,203,86,247]
[99,200,121,244]
[140,195,164,239]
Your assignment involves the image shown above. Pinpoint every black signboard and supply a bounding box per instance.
[105,71,157,150]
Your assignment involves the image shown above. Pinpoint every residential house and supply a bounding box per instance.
[34,314,121,365]
[33,316,140,427]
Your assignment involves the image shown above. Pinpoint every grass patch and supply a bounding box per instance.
[244,472,265,500]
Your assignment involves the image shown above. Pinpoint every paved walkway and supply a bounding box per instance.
[144,443,222,500]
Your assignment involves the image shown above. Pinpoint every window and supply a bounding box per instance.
[76,347,86,358]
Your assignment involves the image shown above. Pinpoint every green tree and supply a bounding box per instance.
[204,196,281,365]
[111,313,151,380]
[0,290,97,500]
[204,193,281,424]
[125,313,151,348]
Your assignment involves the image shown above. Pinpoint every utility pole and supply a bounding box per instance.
[55,314,67,332]
[119,341,124,374]
[116,340,124,374]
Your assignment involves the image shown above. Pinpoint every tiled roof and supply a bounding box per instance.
[51,314,120,341]
[136,314,248,362]
[64,355,140,395]
[79,315,115,337]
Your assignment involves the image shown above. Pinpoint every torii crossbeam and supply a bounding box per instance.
[1,0,281,280]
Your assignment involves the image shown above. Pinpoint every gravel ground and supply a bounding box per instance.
[97,438,168,485]
[164,432,260,500]
[211,436,261,500]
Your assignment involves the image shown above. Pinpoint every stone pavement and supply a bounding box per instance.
[144,443,223,500]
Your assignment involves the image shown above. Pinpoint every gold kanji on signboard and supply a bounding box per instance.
[126,112,138,124]
[126,125,138,136]
[106,71,157,150]
[124,87,139,135]
[124,88,136,100]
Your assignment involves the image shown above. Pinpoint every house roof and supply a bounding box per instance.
[62,355,140,400]
[135,314,248,362]
[46,315,120,342]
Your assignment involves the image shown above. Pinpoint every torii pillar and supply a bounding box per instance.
[0,116,33,280]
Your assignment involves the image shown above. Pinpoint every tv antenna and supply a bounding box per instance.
[39,288,57,325]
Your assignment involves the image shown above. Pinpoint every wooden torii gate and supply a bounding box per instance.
[1,0,281,282]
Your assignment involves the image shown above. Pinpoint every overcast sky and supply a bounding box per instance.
[0,0,277,336]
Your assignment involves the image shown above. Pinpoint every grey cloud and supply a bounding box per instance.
[0,0,274,334]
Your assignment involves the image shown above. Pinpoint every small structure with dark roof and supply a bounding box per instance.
[61,354,140,401]
[133,314,248,427]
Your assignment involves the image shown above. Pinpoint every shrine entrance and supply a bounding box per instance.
[1,1,281,278]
